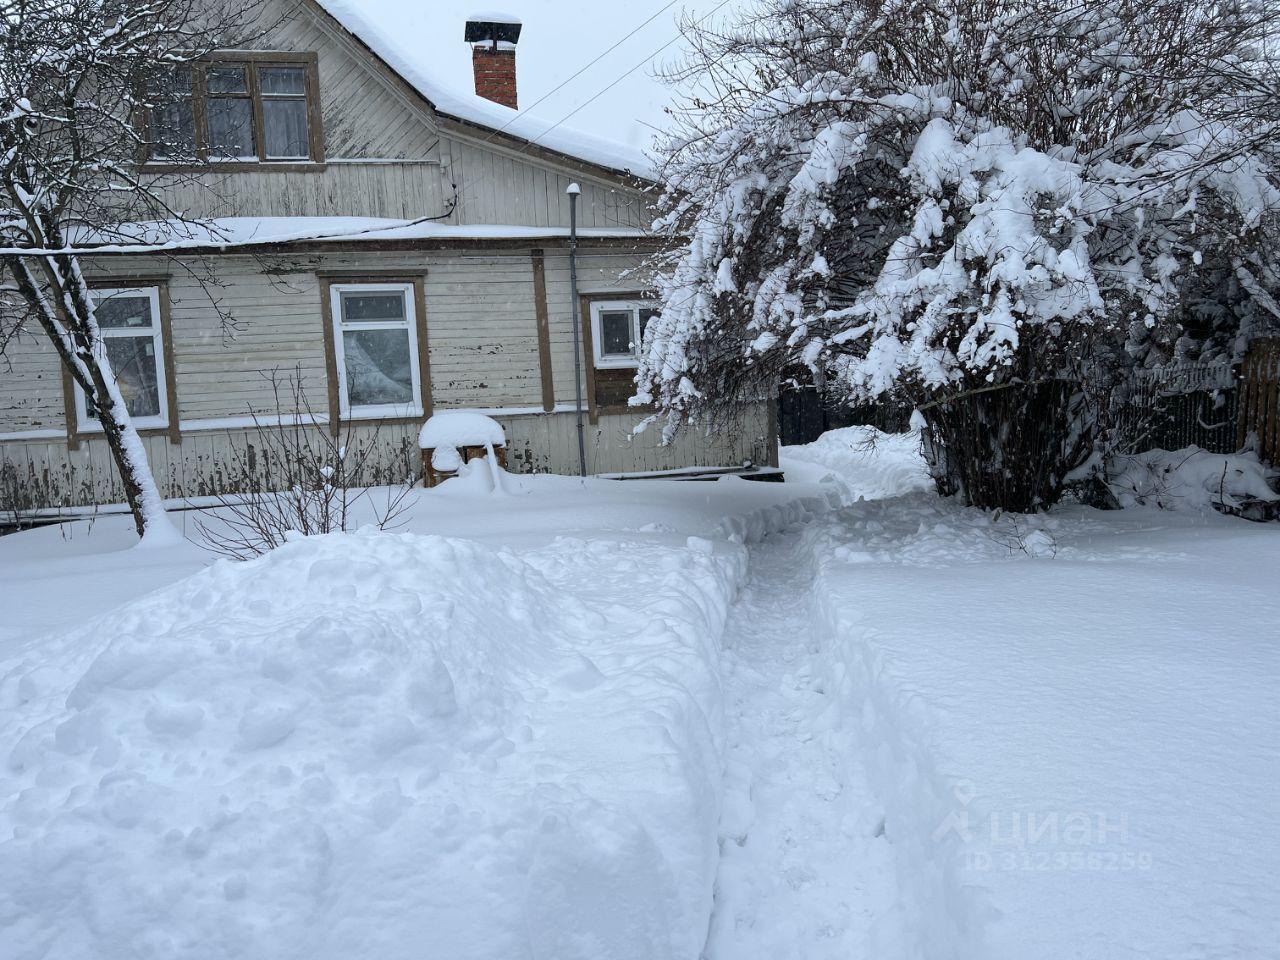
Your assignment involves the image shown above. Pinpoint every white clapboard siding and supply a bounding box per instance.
[424,253,544,408]
[441,135,653,228]
[0,328,66,432]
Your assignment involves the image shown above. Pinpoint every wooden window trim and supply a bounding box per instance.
[64,277,181,451]
[318,274,432,434]
[143,51,325,169]
[578,290,652,424]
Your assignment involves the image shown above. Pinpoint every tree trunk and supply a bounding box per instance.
[919,380,1095,513]
[84,352,172,539]
[5,251,174,540]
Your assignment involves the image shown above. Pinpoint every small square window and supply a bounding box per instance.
[599,311,634,357]
[590,299,658,369]
[206,66,248,94]
[259,66,306,95]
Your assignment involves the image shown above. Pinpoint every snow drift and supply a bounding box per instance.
[0,529,742,960]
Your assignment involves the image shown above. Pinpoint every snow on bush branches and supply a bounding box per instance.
[637,0,1280,434]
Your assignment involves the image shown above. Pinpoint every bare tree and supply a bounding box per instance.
[0,0,273,538]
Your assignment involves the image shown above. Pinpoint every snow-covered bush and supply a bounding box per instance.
[1107,447,1279,514]
[640,0,1280,510]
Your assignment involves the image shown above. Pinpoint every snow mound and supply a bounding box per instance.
[781,426,933,502]
[1107,446,1277,511]
[418,410,506,449]
[0,529,740,960]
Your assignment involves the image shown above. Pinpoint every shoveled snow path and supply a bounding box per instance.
[704,524,899,959]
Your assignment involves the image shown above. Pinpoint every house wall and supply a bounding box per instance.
[0,247,774,513]
[0,1,733,516]
[147,156,649,228]
[143,0,655,228]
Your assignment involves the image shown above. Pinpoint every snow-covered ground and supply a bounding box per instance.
[0,469,834,960]
[782,430,1280,959]
[0,470,830,653]
[2,432,1277,959]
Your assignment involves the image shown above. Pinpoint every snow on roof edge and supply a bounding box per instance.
[467,11,523,25]
[71,217,653,254]
[314,0,657,181]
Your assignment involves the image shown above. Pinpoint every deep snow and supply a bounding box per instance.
[784,429,1280,960]
[0,468,836,960]
[0,470,831,653]
[2,430,1277,959]
[2,532,731,959]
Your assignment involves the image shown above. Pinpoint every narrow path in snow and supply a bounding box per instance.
[703,524,898,959]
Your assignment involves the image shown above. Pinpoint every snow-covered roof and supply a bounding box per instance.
[315,1,655,180]
[467,11,523,25]
[72,217,651,253]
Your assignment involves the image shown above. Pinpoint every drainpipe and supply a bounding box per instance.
[567,182,587,476]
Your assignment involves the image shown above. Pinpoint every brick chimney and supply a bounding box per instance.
[465,15,523,110]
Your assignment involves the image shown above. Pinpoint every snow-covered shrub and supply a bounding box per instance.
[640,0,1280,511]
[1107,447,1278,514]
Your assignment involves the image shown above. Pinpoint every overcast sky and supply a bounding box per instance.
[353,1,744,152]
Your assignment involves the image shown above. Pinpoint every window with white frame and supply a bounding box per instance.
[590,299,659,368]
[329,282,422,418]
[76,288,170,430]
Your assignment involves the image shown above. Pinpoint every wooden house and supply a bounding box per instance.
[0,1,775,514]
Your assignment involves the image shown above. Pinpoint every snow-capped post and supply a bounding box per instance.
[640,0,1280,512]
[566,181,587,477]
[0,0,270,539]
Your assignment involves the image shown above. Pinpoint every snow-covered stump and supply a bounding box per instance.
[418,412,507,489]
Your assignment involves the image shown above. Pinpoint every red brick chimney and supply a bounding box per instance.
[465,16,523,110]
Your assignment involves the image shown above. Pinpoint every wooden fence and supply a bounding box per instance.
[1239,337,1280,465]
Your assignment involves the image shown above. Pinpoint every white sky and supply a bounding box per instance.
[350,1,743,152]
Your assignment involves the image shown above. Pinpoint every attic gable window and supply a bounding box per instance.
[146,53,322,166]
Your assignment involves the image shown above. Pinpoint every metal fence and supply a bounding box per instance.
[1112,359,1239,455]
